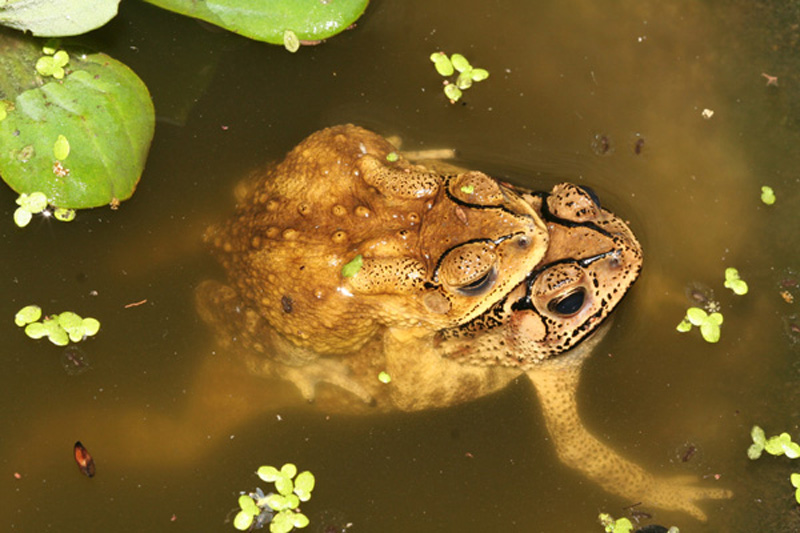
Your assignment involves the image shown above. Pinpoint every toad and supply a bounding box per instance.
[196,124,729,519]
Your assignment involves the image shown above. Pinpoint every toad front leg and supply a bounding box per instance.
[525,352,732,521]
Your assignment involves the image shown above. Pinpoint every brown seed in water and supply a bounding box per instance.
[73,441,95,478]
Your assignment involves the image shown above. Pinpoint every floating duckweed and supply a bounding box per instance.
[456,71,473,90]
[443,83,463,103]
[53,134,70,160]
[460,185,474,194]
[54,207,76,222]
[430,51,490,104]
[0,101,8,121]
[341,254,363,278]
[14,192,49,227]
[761,185,776,205]
[430,52,454,76]
[15,306,100,346]
[597,513,633,533]
[723,267,748,295]
[378,370,392,384]
[15,305,42,327]
[18,192,48,213]
[792,473,800,504]
[386,152,399,162]
[677,306,723,343]
[747,425,800,459]
[14,208,33,228]
[236,463,315,531]
[283,30,300,53]
[35,49,69,79]
[450,53,470,73]
[470,68,490,82]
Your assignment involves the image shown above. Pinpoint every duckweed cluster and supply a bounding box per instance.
[598,513,679,533]
[35,46,70,79]
[676,267,749,343]
[748,426,800,504]
[14,192,76,227]
[15,305,100,346]
[234,463,315,533]
[761,185,776,205]
[429,52,490,103]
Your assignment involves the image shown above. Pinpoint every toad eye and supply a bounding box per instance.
[547,288,586,316]
[455,266,498,297]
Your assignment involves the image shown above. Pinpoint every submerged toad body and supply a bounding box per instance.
[197,125,729,519]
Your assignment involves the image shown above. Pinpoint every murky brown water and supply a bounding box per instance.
[3,1,800,531]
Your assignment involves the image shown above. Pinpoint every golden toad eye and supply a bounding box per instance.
[455,265,498,296]
[546,288,586,316]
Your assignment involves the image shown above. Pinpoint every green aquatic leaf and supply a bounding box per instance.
[265,493,291,511]
[699,323,720,343]
[18,191,48,213]
[294,471,315,501]
[15,304,41,326]
[450,53,470,73]
[765,433,793,456]
[723,268,748,295]
[456,70,473,90]
[751,425,766,446]
[378,370,391,383]
[761,185,776,205]
[292,512,309,528]
[443,83,462,103]
[280,463,297,479]
[0,35,154,209]
[81,317,100,336]
[283,29,300,53]
[792,472,800,488]
[385,152,398,162]
[270,511,295,533]
[233,509,254,531]
[0,0,120,37]
[53,134,69,160]
[24,321,47,339]
[470,68,489,82]
[13,206,31,227]
[143,0,368,44]
[257,465,280,482]
[274,474,293,496]
[686,307,707,326]
[53,206,75,221]
[341,254,363,278]
[430,52,454,76]
[238,494,259,515]
[676,317,692,333]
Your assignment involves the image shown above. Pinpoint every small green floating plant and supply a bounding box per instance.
[234,463,315,532]
[14,191,76,227]
[676,267,749,343]
[15,305,100,346]
[429,51,490,103]
[747,426,800,504]
[760,185,776,206]
[597,513,680,533]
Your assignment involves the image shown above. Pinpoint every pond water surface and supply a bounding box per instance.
[3,1,800,532]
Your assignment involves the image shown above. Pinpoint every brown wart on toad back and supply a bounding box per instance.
[194,124,729,520]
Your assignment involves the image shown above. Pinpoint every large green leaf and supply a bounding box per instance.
[0,36,154,209]
[0,0,120,37]
[144,0,369,44]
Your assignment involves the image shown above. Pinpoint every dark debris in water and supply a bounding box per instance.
[61,346,91,375]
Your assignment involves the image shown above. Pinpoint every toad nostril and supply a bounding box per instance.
[517,235,531,249]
